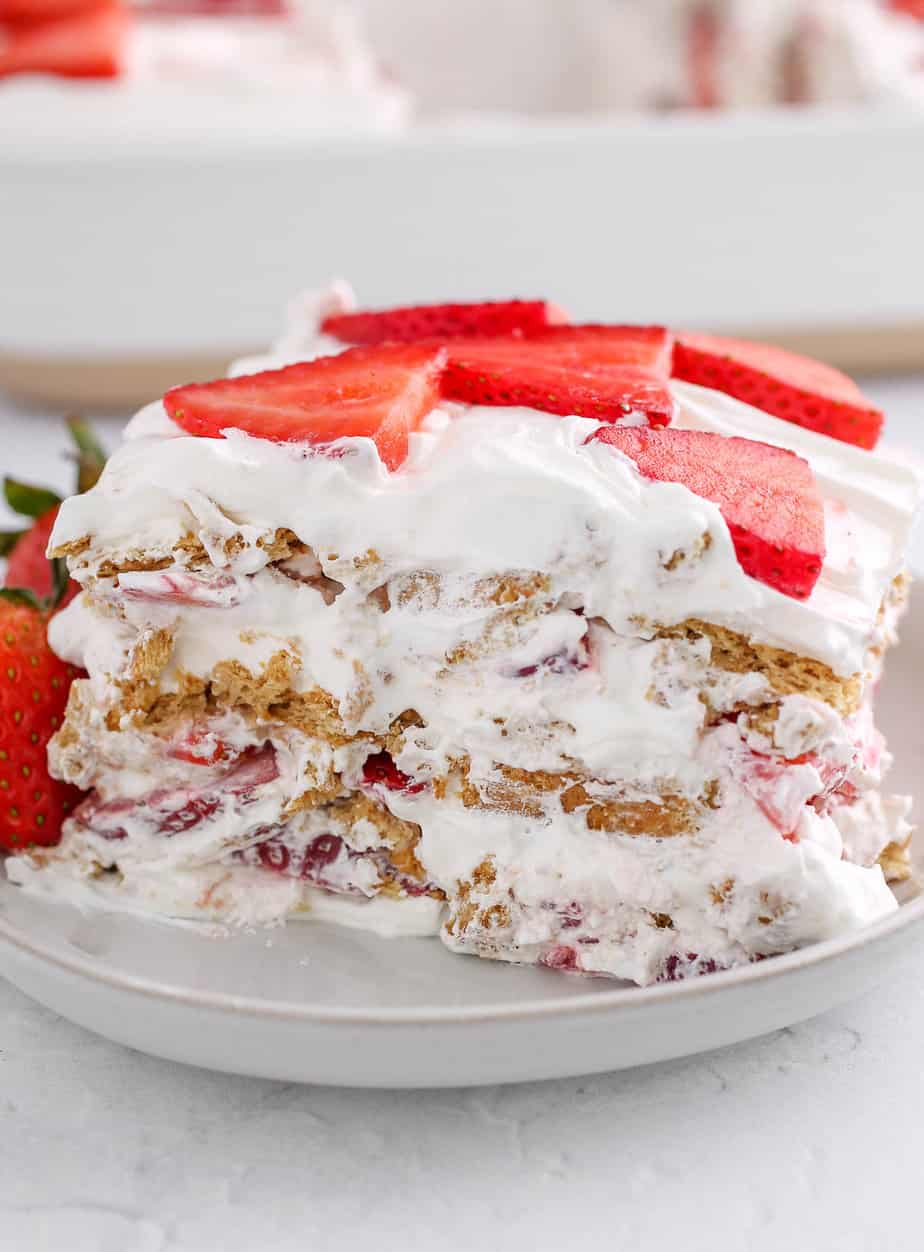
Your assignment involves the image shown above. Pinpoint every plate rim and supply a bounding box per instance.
[1,878,921,1026]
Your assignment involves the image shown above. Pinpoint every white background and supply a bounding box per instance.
[1,379,923,1252]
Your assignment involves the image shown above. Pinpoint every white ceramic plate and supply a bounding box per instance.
[1,597,922,1089]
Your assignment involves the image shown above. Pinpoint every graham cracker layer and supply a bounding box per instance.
[52,527,309,580]
[658,619,861,715]
[436,758,706,837]
[392,570,551,613]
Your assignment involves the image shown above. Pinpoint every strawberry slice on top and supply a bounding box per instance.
[592,426,825,600]
[164,344,446,472]
[440,326,676,427]
[527,324,674,374]
[321,299,569,345]
[672,332,884,450]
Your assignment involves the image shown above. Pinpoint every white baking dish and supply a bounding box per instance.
[1,105,923,408]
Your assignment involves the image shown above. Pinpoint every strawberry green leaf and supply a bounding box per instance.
[48,556,71,609]
[4,478,62,519]
[0,586,42,611]
[0,529,25,557]
[67,417,107,493]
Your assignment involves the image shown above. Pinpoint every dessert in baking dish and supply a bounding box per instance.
[0,1,408,129]
[8,285,919,984]
[588,0,924,112]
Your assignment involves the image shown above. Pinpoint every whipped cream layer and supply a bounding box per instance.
[49,385,919,680]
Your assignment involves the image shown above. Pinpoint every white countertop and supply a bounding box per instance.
[1,379,923,1252]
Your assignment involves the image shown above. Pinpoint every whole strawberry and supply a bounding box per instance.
[1,417,106,605]
[4,505,65,604]
[0,580,84,851]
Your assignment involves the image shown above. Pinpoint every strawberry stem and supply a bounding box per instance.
[3,478,62,519]
[0,587,42,611]
[67,417,107,493]
[0,529,26,557]
[49,556,70,609]
[0,557,71,613]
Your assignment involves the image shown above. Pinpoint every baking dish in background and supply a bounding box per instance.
[1,106,922,410]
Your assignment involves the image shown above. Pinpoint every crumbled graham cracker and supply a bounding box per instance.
[332,792,427,882]
[473,572,551,606]
[710,878,735,906]
[446,862,511,936]
[48,536,91,561]
[472,857,497,888]
[129,627,175,684]
[395,571,441,610]
[338,660,374,724]
[258,528,308,562]
[878,838,912,883]
[661,531,712,573]
[352,548,381,571]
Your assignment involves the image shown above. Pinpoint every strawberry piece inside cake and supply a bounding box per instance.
[8,283,919,986]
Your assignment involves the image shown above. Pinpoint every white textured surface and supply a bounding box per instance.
[1,376,923,1251]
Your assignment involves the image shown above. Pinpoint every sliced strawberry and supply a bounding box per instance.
[0,3,128,78]
[889,0,924,18]
[117,569,243,609]
[73,743,278,841]
[168,727,236,768]
[672,332,883,450]
[165,344,447,472]
[688,3,721,108]
[0,0,114,18]
[142,1,284,14]
[592,426,825,599]
[361,750,425,795]
[321,300,569,346]
[525,324,674,374]
[441,333,675,426]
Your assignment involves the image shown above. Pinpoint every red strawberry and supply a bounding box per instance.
[3,506,74,606]
[0,0,114,17]
[139,0,280,13]
[321,300,569,346]
[73,743,278,841]
[889,0,924,18]
[0,596,83,850]
[672,333,883,450]
[526,324,674,374]
[362,750,425,794]
[441,332,675,426]
[141,0,284,13]
[592,426,825,599]
[168,727,236,768]
[165,344,447,472]
[3,419,106,606]
[688,3,721,108]
[0,2,128,79]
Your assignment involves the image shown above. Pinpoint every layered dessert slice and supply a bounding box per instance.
[9,287,919,984]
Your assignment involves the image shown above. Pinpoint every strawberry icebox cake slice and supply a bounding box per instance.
[7,284,920,985]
